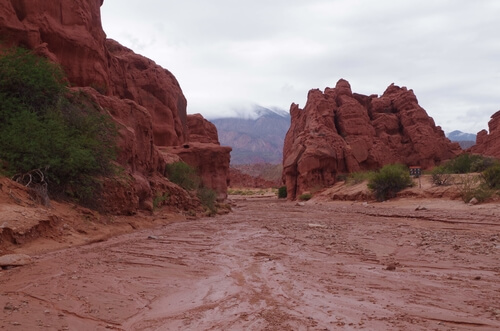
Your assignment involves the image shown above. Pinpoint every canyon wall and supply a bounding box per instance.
[0,0,230,212]
[283,79,462,199]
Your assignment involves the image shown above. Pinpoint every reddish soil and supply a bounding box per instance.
[1,193,500,330]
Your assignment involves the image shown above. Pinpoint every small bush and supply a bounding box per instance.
[431,165,453,186]
[278,186,287,199]
[368,164,413,201]
[482,164,500,189]
[165,161,200,190]
[298,193,312,201]
[153,192,169,210]
[197,187,217,216]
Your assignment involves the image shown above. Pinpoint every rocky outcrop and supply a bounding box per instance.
[283,79,461,200]
[469,111,500,158]
[167,114,231,200]
[0,0,230,213]
[168,143,232,200]
[187,113,220,144]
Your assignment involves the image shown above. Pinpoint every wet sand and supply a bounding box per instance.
[1,196,500,330]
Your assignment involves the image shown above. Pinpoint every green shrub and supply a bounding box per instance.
[0,47,66,115]
[298,193,312,201]
[482,164,500,189]
[368,164,413,201]
[278,186,287,199]
[471,156,499,173]
[442,153,495,174]
[197,187,217,216]
[165,161,200,190]
[0,47,117,204]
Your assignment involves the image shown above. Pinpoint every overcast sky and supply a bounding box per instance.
[101,0,500,134]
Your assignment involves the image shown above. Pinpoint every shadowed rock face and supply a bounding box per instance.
[283,79,462,200]
[469,111,500,158]
[0,0,230,212]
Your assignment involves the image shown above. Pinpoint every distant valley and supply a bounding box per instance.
[211,106,290,165]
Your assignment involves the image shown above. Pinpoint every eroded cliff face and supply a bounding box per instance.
[0,0,230,213]
[283,79,462,200]
[469,111,500,158]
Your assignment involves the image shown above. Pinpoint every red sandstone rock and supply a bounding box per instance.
[0,0,230,213]
[469,111,500,158]
[283,79,462,200]
[106,39,187,146]
[167,143,232,200]
[187,114,220,144]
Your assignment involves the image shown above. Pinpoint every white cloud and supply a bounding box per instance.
[101,0,500,134]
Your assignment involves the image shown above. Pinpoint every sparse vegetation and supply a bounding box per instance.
[456,174,493,203]
[367,164,413,201]
[278,186,287,199]
[153,192,170,210]
[165,161,200,191]
[298,193,312,201]
[0,46,118,205]
[440,153,497,174]
[430,165,453,186]
[164,161,219,214]
[197,187,217,216]
[481,164,500,189]
[429,154,500,203]
[347,171,375,185]
[228,188,268,196]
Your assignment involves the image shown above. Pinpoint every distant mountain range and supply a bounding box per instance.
[211,106,290,164]
[446,130,476,149]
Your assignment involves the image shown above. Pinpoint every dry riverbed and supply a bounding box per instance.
[1,196,500,330]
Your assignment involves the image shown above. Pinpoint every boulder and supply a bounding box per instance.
[283,79,461,200]
[0,254,33,267]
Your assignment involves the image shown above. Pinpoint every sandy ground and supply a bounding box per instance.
[1,194,500,330]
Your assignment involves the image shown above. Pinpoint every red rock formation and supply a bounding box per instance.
[283,79,461,200]
[168,143,232,200]
[187,113,220,144]
[0,0,230,212]
[469,111,500,158]
[167,114,232,200]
